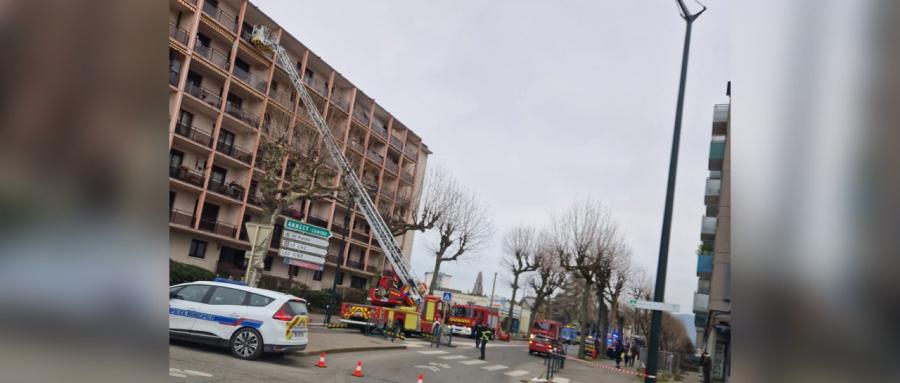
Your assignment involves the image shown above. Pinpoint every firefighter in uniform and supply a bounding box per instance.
[479,324,491,360]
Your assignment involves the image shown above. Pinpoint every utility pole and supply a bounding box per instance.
[325,193,355,324]
[488,272,498,308]
[646,1,706,382]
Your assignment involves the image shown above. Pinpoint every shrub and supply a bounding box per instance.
[170,259,216,285]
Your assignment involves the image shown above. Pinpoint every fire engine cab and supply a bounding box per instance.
[338,274,446,337]
[447,304,504,339]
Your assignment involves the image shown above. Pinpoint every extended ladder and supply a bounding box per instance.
[250,26,423,304]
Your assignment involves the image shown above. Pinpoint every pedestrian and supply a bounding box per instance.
[474,322,483,349]
[700,352,712,383]
[614,340,624,368]
[624,342,632,366]
[479,325,491,360]
[630,343,640,367]
[391,320,402,343]
[431,322,442,348]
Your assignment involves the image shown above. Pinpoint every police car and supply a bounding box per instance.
[169,279,309,360]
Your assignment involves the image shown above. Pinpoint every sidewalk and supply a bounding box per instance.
[295,325,407,356]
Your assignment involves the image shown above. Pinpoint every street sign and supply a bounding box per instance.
[284,218,331,238]
[442,292,452,302]
[280,239,328,256]
[282,230,329,247]
[628,299,680,312]
[279,248,326,264]
[283,257,324,271]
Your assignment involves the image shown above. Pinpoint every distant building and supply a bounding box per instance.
[424,272,452,290]
[693,83,731,382]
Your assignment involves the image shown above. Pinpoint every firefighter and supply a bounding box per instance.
[473,322,483,348]
[479,324,491,360]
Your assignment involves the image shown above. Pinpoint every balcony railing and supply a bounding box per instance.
[348,139,364,154]
[184,83,222,109]
[384,161,399,174]
[169,70,180,87]
[352,231,370,243]
[198,216,238,237]
[208,179,244,201]
[697,254,713,276]
[224,102,260,127]
[709,136,726,171]
[693,292,710,314]
[331,94,350,111]
[400,171,413,183]
[365,264,378,273]
[308,215,329,228]
[346,260,364,270]
[174,122,213,147]
[404,144,418,159]
[397,193,411,206]
[193,43,229,71]
[701,216,718,240]
[201,2,237,32]
[389,135,403,149]
[169,209,195,226]
[270,88,294,109]
[352,106,370,125]
[247,188,264,206]
[371,123,387,139]
[305,76,328,96]
[169,22,189,45]
[233,66,268,93]
[216,141,253,164]
[367,150,384,164]
[705,178,721,206]
[712,104,730,135]
[381,187,396,199]
[169,166,205,187]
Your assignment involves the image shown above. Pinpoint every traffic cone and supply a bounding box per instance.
[352,360,364,377]
[417,372,424,383]
[315,353,327,368]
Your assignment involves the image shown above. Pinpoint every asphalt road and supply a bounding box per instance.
[168,336,632,383]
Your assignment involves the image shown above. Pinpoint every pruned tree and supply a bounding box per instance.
[426,184,495,295]
[381,165,454,237]
[244,117,345,287]
[501,225,539,332]
[526,232,567,331]
[626,267,654,338]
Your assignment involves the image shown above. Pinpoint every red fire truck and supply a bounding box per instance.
[528,320,562,355]
[338,275,447,337]
[447,304,509,340]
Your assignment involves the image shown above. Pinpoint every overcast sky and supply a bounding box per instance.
[255,0,731,315]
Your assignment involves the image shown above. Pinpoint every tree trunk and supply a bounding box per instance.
[578,282,591,359]
[506,273,519,333]
[245,209,279,287]
[597,290,608,351]
[428,257,443,295]
[530,293,546,334]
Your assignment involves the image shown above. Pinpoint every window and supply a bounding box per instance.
[234,57,250,73]
[290,265,300,277]
[286,300,308,316]
[205,0,218,8]
[304,68,313,82]
[169,150,184,169]
[312,269,323,281]
[227,93,243,109]
[217,129,235,151]
[270,81,278,92]
[248,293,274,307]
[208,286,247,306]
[350,276,366,289]
[263,256,273,272]
[188,239,207,259]
[178,110,194,128]
[335,271,344,285]
[173,284,211,303]
[196,33,211,48]
[186,71,202,88]
[169,191,176,211]
[210,165,227,187]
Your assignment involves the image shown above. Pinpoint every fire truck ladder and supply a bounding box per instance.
[250,25,423,304]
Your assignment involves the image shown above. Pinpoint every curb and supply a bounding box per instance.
[295,344,407,357]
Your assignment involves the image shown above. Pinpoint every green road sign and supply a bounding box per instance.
[284,218,331,239]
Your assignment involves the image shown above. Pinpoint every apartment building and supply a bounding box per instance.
[167,0,430,292]
[693,84,731,382]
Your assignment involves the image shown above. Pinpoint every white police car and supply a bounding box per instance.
[169,279,309,360]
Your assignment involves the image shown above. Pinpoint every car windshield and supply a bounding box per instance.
[451,307,472,317]
[535,321,551,330]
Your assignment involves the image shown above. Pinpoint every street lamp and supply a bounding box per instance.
[645,1,706,382]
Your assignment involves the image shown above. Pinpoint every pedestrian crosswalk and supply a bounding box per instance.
[438,355,467,360]
[481,364,507,371]
[505,370,530,377]
[460,359,488,365]
[400,339,573,382]
[417,350,449,355]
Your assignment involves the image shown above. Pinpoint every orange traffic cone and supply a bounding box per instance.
[417,372,424,383]
[352,360,364,377]
[315,353,327,368]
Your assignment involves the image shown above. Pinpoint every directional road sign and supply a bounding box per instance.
[279,248,327,265]
[282,230,329,247]
[442,292,452,302]
[628,299,680,312]
[284,218,331,238]
[283,257,323,271]
[280,239,328,256]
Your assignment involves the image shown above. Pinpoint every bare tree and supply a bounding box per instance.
[501,225,539,332]
[426,184,495,294]
[244,119,344,287]
[380,165,454,237]
[553,198,620,358]
[626,267,654,338]
[526,232,567,331]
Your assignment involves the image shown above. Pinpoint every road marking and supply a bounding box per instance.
[505,370,530,377]
[553,377,570,383]
[482,364,507,371]
[170,372,188,378]
[460,359,487,365]
[405,343,424,348]
[439,355,467,360]
[418,350,449,355]
[183,370,213,377]
[415,365,440,372]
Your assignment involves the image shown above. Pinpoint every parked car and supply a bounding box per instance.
[169,279,309,360]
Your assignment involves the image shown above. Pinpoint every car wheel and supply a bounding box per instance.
[230,327,263,360]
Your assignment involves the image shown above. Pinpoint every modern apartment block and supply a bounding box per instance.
[168,0,430,292]
[693,83,731,382]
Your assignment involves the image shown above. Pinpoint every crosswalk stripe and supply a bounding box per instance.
[405,343,424,348]
[439,355,467,360]
[505,370,530,377]
[460,359,488,365]
[482,364,507,371]
[417,350,449,355]
[553,377,570,383]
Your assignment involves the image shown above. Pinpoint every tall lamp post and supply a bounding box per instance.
[645,1,706,382]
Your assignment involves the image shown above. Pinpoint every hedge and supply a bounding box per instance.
[170,259,216,285]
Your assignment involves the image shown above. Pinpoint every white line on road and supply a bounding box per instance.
[405,343,425,348]
[482,364,508,371]
[552,377,570,383]
[415,365,440,372]
[460,359,488,365]
[439,355,467,360]
[418,350,449,355]
[183,370,213,377]
[505,370,530,377]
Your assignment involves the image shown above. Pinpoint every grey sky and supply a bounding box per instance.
[254,0,731,315]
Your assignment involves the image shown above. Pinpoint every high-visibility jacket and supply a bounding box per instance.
[480,330,492,341]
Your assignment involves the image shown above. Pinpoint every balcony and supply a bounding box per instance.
[169,166,205,187]
[712,104,729,135]
[352,230,370,244]
[397,193,411,206]
[198,216,238,237]
[352,106,370,125]
[173,122,213,147]
[697,253,713,277]
[331,94,350,111]
[308,215,329,229]
[389,135,403,149]
[693,292,710,314]
[705,178,721,206]
[366,150,384,164]
[224,102,260,127]
[701,216,718,240]
[169,209,195,227]
[381,187,396,200]
[247,188,264,206]
[709,136,725,171]
[201,1,237,32]
[169,22,190,46]
[194,43,229,71]
[404,145,418,160]
[233,66,268,93]
[348,139,364,154]
[184,83,222,109]
[346,260,365,270]
[270,88,294,109]
[400,171,413,184]
[365,264,378,273]
[325,254,338,264]
[384,161,399,175]
[371,123,387,139]
[305,76,328,96]
[216,141,253,164]
[169,70,180,87]
[208,179,244,201]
